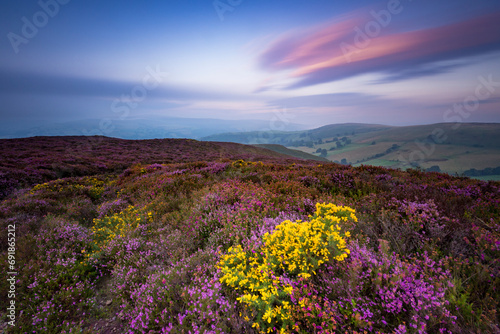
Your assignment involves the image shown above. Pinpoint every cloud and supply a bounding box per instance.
[0,70,126,98]
[374,63,462,83]
[258,10,500,89]
[0,68,272,123]
[0,68,258,102]
[269,92,382,108]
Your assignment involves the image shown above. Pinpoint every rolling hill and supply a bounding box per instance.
[202,122,500,176]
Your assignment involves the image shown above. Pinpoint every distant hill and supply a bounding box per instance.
[0,117,306,140]
[201,123,390,144]
[202,122,500,176]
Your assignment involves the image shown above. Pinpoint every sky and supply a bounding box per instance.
[1,0,500,134]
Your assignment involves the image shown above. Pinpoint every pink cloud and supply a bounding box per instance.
[258,10,500,89]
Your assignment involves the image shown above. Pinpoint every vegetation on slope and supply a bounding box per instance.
[0,138,499,333]
[0,136,307,201]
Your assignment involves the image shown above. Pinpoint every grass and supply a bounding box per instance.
[353,159,400,167]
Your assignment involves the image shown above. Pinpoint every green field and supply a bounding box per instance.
[471,175,500,181]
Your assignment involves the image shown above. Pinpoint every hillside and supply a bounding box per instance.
[0,136,315,200]
[203,123,500,176]
[253,144,329,162]
[1,141,499,333]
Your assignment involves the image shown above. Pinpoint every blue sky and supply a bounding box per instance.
[1,0,500,133]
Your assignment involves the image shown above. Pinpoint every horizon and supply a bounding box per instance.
[3,121,500,141]
[1,0,500,138]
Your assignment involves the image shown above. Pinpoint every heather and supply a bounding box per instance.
[0,139,499,333]
[0,136,298,201]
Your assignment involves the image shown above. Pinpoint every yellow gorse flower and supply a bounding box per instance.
[83,205,154,262]
[218,203,355,333]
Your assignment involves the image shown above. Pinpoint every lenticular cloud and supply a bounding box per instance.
[258,10,500,88]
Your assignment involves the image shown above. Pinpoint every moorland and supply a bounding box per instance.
[0,136,499,333]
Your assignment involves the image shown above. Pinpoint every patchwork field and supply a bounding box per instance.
[204,123,500,178]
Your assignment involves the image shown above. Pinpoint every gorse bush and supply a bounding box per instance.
[218,203,354,333]
[84,205,153,265]
[263,203,353,278]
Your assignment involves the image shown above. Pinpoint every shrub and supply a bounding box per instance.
[218,203,354,333]
[84,205,153,267]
